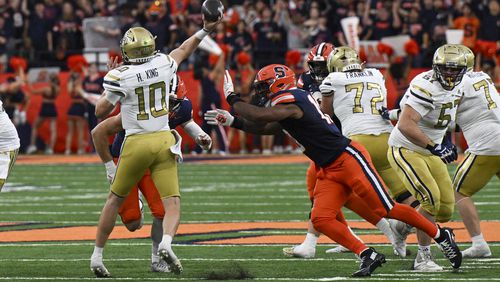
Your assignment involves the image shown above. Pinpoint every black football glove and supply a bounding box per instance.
[426,143,457,164]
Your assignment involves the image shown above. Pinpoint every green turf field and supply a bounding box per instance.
[1,162,500,281]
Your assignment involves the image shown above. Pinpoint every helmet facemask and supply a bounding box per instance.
[251,80,272,107]
[433,64,466,91]
[308,60,329,83]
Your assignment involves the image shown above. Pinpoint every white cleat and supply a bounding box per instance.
[151,260,171,272]
[158,248,183,274]
[26,145,37,154]
[90,259,111,278]
[462,244,492,258]
[325,245,351,254]
[282,245,315,258]
[389,219,412,258]
[413,250,443,272]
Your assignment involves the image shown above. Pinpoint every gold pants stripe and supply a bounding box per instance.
[452,152,476,193]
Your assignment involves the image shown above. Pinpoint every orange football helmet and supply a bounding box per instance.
[169,75,187,112]
[254,64,296,96]
[307,42,335,83]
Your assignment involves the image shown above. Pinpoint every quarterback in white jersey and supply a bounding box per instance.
[0,99,20,191]
[453,46,500,258]
[387,44,466,271]
[90,16,222,278]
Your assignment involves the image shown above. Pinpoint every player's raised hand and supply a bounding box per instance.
[204,109,234,126]
[106,56,122,71]
[202,14,223,32]
[196,133,212,150]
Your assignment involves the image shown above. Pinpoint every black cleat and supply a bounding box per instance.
[435,226,462,269]
[352,248,386,277]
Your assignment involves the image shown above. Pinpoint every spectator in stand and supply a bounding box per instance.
[227,20,253,67]
[365,1,401,40]
[26,73,59,155]
[0,17,9,71]
[24,2,53,61]
[144,1,174,53]
[65,72,86,155]
[309,16,332,46]
[52,2,83,55]
[453,3,480,50]
[252,6,284,68]
[478,0,499,69]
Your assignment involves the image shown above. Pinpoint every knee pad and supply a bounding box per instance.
[435,203,454,223]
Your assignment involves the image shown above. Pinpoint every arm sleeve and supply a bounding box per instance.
[404,84,434,117]
[103,70,126,97]
[319,76,335,97]
[104,90,122,106]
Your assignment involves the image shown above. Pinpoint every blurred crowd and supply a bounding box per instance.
[0,0,499,155]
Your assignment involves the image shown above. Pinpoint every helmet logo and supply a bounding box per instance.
[274,66,286,78]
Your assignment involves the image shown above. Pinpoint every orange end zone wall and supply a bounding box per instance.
[0,69,431,153]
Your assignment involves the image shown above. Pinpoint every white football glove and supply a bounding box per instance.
[196,133,212,151]
[204,109,234,126]
[104,161,117,183]
[223,70,235,99]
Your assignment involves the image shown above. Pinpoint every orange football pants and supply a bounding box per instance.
[114,159,165,224]
[310,142,438,255]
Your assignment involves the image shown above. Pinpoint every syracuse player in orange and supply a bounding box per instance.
[205,65,462,276]
[92,75,211,273]
[284,43,395,258]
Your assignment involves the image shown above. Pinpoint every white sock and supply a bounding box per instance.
[376,219,394,244]
[302,232,318,248]
[418,245,431,253]
[433,228,440,239]
[471,234,486,246]
[92,246,103,260]
[160,234,173,249]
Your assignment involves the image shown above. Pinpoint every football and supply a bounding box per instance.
[201,0,224,22]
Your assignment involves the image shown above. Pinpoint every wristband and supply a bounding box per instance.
[194,29,210,40]
[231,116,245,129]
[226,92,242,106]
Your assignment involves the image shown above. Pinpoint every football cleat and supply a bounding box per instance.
[389,219,412,258]
[151,260,171,273]
[159,248,183,274]
[462,244,492,258]
[413,250,443,272]
[90,261,111,278]
[325,245,351,254]
[434,227,462,268]
[352,248,386,277]
[282,245,315,258]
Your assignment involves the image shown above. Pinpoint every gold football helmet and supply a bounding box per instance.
[326,46,362,73]
[120,27,157,63]
[432,44,467,90]
[458,45,475,72]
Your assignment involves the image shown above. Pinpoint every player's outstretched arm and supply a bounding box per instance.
[169,16,222,66]
[91,114,123,163]
[180,120,212,150]
[204,109,282,135]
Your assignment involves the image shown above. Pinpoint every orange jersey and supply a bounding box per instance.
[453,17,480,48]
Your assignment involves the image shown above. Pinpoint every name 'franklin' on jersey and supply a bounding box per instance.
[103,53,177,136]
[389,70,464,154]
[457,72,500,155]
[320,68,393,137]
[270,88,350,167]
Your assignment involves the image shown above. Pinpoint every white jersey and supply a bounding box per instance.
[457,72,500,155]
[389,70,464,155]
[103,53,177,136]
[0,100,20,152]
[320,68,393,137]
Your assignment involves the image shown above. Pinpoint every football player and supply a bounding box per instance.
[318,46,421,257]
[0,97,20,191]
[284,44,397,258]
[387,44,466,271]
[205,65,461,276]
[90,16,221,277]
[91,75,211,273]
[453,45,500,258]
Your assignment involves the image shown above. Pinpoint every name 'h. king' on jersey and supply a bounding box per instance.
[270,88,350,167]
[389,70,464,154]
[103,53,177,136]
[320,68,393,137]
[457,72,500,155]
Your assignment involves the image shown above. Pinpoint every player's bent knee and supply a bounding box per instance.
[0,179,5,191]
[436,204,454,223]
